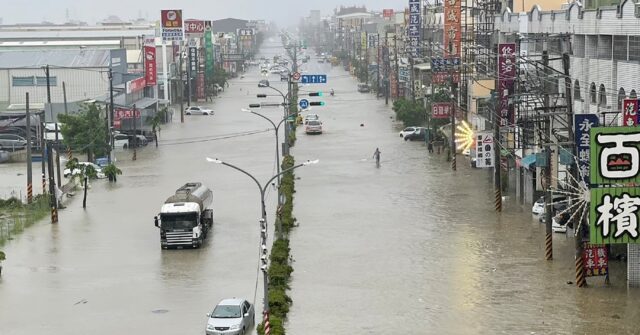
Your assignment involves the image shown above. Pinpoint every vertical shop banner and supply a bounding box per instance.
[408,0,421,57]
[575,114,599,185]
[188,47,198,79]
[205,21,214,80]
[623,99,639,126]
[582,244,609,277]
[143,36,156,86]
[443,0,461,57]
[368,33,378,48]
[161,9,183,41]
[196,72,205,100]
[497,43,516,127]
[589,126,640,244]
[475,132,494,168]
[361,32,367,51]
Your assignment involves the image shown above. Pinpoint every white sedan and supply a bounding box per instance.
[63,162,106,179]
[185,106,214,115]
[399,127,420,138]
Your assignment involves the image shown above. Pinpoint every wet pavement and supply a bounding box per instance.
[1,40,639,335]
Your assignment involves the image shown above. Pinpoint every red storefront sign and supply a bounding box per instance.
[497,43,516,127]
[196,72,205,100]
[444,0,461,57]
[144,45,157,86]
[432,71,460,85]
[114,108,141,120]
[383,9,394,18]
[184,19,205,34]
[582,244,608,277]
[432,103,452,119]
[127,77,146,94]
[623,99,639,126]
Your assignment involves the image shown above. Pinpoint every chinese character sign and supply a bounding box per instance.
[443,0,461,57]
[184,19,205,34]
[590,187,640,244]
[205,21,214,79]
[408,0,421,57]
[497,43,516,127]
[161,9,183,41]
[575,114,599,185]
[623,99,639,126]
[368,34,378,48]
[143,36,156,86]
[475,132,494,168]
[383,9,394,18]
[582,244,609,276]
[188,47,198,78]
[590,127,640,185]
[432,103,452,119]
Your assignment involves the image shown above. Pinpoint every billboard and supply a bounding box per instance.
[575,114,599,185]
[161,9,183,41]
[383,9,394,18]
[623,99,639,126]
[188,47,198,78]
[143,36,156,86]
[497,43,516,127]
[475,132,494,168]
[408,0,420,57]
[432,103,452,119]
[444,0,461,57]
[184,19,205,35]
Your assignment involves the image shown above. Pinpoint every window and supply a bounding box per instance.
[12,76,34,86]
[597,35,612,60]
[573,80,581,100]
[590,82,597,104]
[599,84,607,107]
[35,76,57,86]
[630,37,640,62]
[631,90,638,99]
[613,36,628,61]
[618,88,626,110]
[573,35,585,57]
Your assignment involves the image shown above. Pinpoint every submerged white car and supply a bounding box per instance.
[532,195,567,215]
[206,298,255,335]
[63,162,106,179]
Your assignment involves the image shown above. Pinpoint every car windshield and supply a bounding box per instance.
[306,115,318,120]
[160,213,197,230]
[211,304,241,318]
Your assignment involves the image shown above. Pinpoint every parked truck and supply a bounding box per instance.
[154,182,213,249]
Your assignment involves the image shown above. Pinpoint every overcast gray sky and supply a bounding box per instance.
[3,1,408,25]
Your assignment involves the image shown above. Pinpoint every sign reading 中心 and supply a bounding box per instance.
[300,74,327,84]
[475,132,494,168]
[590,126,640,244]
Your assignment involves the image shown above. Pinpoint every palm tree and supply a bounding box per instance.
[65,158,97,208]
[147,108,167,148]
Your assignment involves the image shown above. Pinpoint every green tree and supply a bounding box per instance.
[58,103,108,162]
[425,88,454,138]
[392,98,426,127]
[146,107,167,148]
[65,158,98,208]
[212,69,229,90]
[0,250,5,276]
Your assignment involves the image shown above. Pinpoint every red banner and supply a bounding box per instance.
[444,0,461,57]
[582,244,608,277]
[383,9,394,18]
[196,72,205,100]
[114,108,141,120]
[144,45,156,86]
[127,77,146,94]
[184,19,205,34]
[623,99,639,126]
[497,43,516,127]
[432,103,452,119]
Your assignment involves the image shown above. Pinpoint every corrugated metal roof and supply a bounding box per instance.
[0,29,155,39]
[0,49,110,68]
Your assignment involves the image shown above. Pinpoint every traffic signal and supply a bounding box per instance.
[249,104,261,108]
[309,101,325,106]
[308,92,323,97]
[257,94,267,98]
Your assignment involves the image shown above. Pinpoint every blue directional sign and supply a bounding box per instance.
[299,99,309,109]
[300,74,327,84]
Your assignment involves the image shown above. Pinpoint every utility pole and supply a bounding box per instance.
[563,52,586,287]
[394,34,399,99]
[132,104,137,161]
[377,34,381,99]
[410,56,415,102]
[39,112,46,195]
[45,66,62,188]
[542,50,553,261]
[179,43,185,123]
[63,81,73,161]
[384,31,389,105]
[187,42,193,107]
[449,41,457,171]
[25,93,33,204]
[47,141,57,223]
[108,69,115,164]
[493,93,502,212]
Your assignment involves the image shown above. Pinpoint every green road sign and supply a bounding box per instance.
[590,187,640,244]
[590,126,640,186]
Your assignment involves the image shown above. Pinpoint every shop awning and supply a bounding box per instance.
[520,154,537,169]
[129,97,158,110]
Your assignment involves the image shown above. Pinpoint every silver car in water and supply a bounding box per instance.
[205,298,255,335]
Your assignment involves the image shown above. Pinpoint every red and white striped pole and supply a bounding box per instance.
[263,311,270,335]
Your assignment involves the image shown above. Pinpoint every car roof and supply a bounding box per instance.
[218,298,245,306]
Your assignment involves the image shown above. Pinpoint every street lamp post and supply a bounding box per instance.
[205,157,318,316]
[241,109,289,190]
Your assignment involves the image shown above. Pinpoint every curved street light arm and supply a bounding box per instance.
[219,161,264,208]
[261,162,307,196]
[250,111,277,129]
[265,86,286,101]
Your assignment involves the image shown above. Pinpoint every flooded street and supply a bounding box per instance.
[1,40,639,334]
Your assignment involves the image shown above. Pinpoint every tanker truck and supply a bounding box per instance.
[154,182,213,249]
